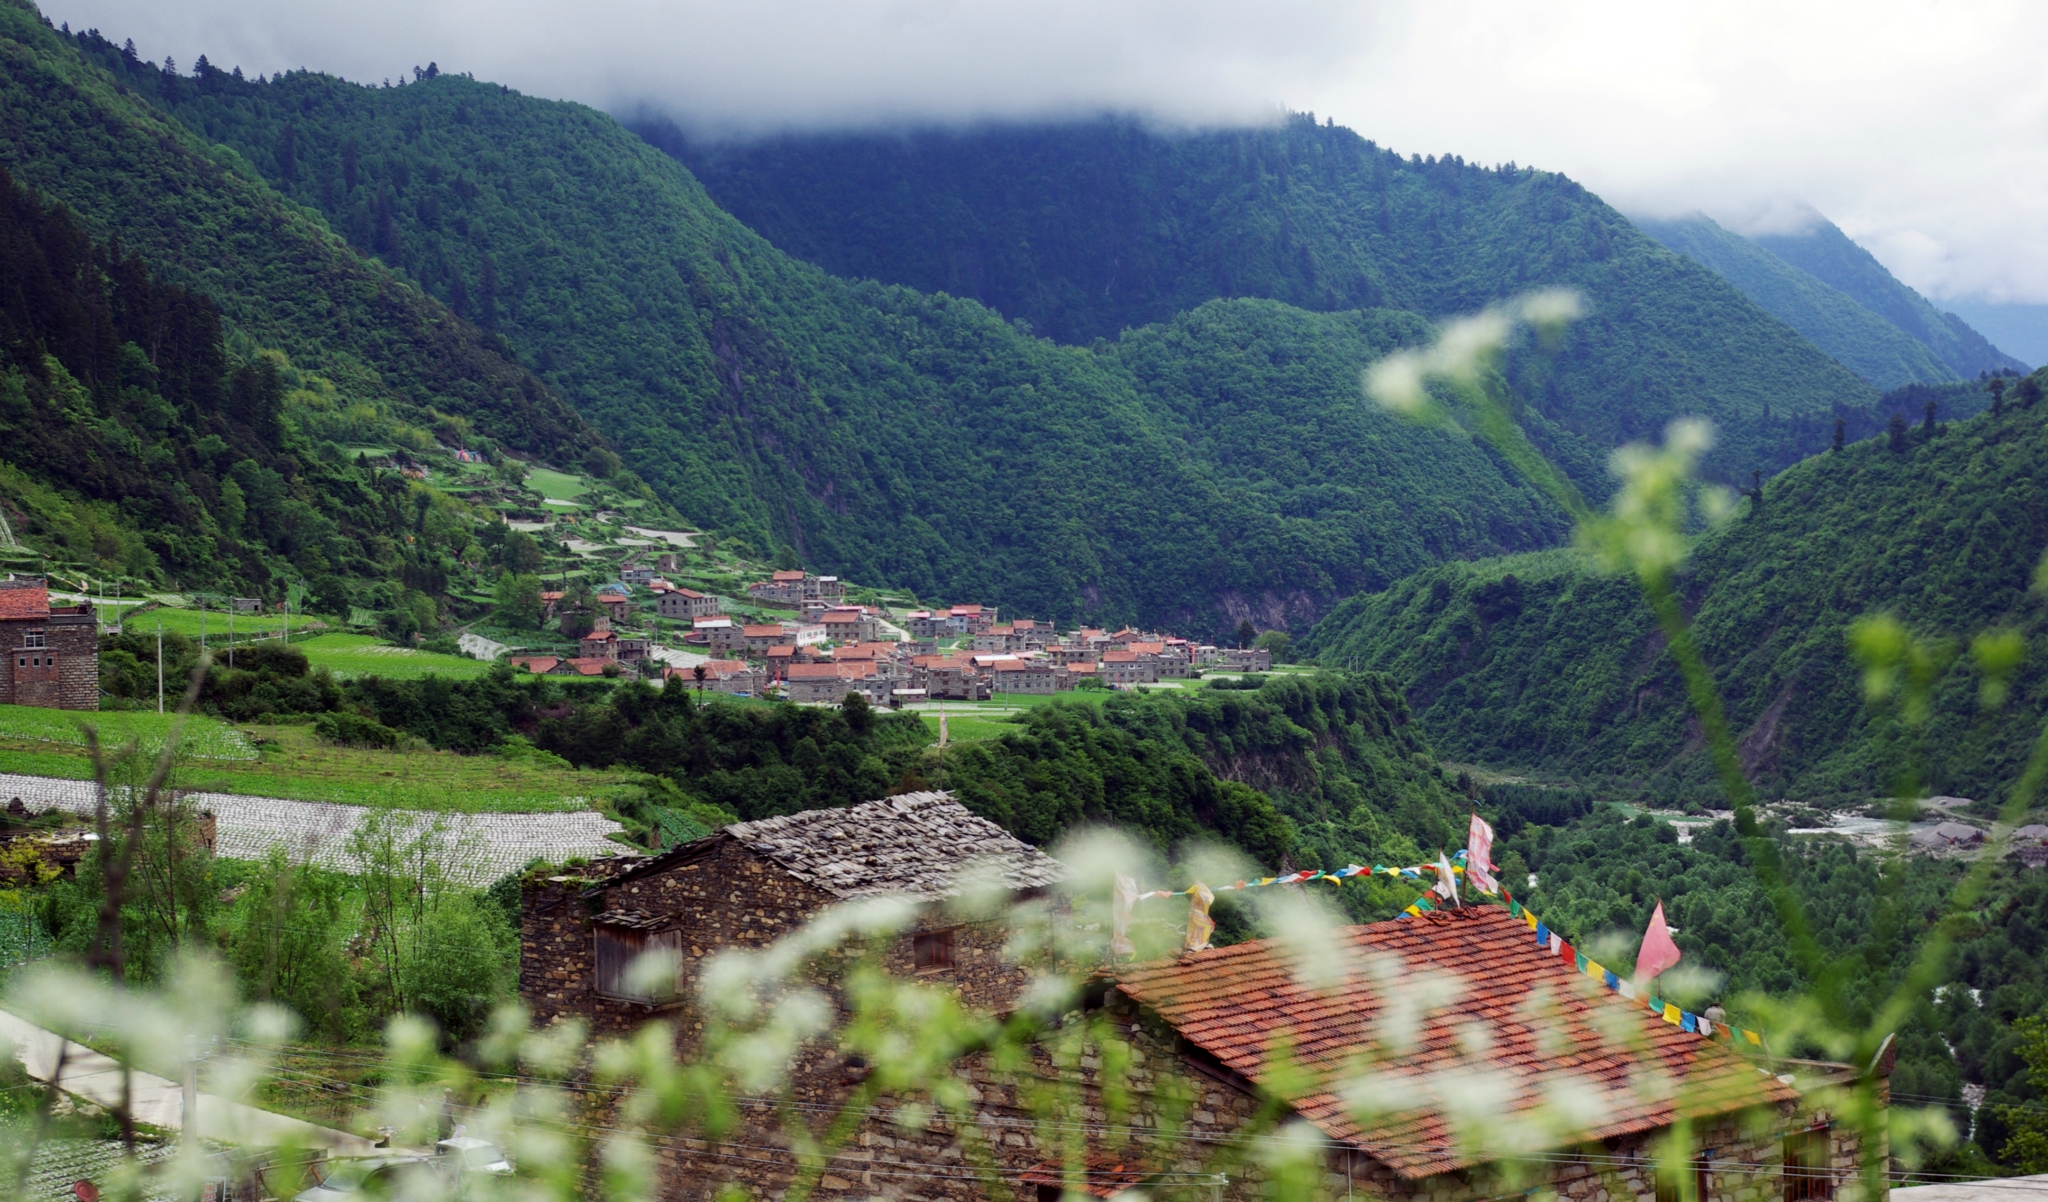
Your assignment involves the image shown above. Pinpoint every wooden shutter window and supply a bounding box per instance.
[594,925,682,1002]
[913,929,955,973]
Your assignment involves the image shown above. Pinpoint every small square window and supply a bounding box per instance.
[913,929,955,973]
[23,631,45,649]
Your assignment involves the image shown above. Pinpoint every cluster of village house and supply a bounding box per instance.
[511,568,1272,704]
[520,790,1880,1202]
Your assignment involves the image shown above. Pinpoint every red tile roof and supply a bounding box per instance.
[1111,906,1794,1180]
[1101,650,1138,663]
[772,570,806,582]
[0,581,50,620]
[742,624,787,637]
[508,656,560,674]
[563,657,610,676]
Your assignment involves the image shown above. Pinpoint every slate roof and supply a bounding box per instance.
[1111,905,1797,1180]
[611,791,1063,899]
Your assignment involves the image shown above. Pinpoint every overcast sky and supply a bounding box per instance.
[39,0,2048,308]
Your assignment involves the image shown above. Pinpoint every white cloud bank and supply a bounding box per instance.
[36,0,2048,303]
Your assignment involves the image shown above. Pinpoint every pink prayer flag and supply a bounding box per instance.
[1465,813,1498,894]
[1635,900,1682,984]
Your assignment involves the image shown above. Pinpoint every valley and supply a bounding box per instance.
[0,0,2043,1191]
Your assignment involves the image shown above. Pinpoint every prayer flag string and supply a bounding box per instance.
[1126,844,1769,1050]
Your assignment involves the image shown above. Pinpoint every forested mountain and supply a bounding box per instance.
[1751,215,2026,379]
[1635,213,1959,389]
[0,163,532,608]
[7,23,1573,633]
[1302,369,2048,806]
[657,115,1887,486]
[0,2,589,461]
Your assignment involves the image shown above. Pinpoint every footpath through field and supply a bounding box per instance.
[0,773,627,885]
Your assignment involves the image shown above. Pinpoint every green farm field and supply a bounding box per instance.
[0,722,632,812]
[297,633,493,680]
[0,703,255,760]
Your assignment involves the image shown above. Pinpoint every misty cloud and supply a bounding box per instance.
[36,0,2048,305]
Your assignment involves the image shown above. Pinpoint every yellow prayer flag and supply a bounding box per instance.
[1744,1028,1763,1046]
[1662,1004,1681,1025]
[1524,909,1539,930]
[1586,960,1605,979]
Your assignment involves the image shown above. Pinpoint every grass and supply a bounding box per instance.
[125,607,323,640]
[0,724,634,812]
[298,633,494,680]
[0,703,256,760]
[920,713,1019,743]
[524,466,589,503]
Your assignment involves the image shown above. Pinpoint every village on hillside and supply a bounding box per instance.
[502,562,1273,704]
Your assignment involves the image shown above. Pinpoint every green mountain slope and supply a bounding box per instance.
[32,37,1571,633]
[0,2,589,460]
[1301,370,2048,806]
[1751,216,2026,378]
[0,161,550,613]
[1635,212,1956,389]
[656,115,1883,484]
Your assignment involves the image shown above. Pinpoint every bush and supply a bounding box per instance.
[313,711,402,749]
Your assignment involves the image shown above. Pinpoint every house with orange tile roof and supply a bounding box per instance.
[508,655,561,675]
[596,895,1871,1202]
[1076,904,1870,1202]
[1099,648,1153,687]
[0,576,96,710]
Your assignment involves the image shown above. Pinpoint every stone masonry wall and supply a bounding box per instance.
[519,838,1036,1048]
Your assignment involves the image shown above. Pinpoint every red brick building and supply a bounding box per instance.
[0,577,97,710]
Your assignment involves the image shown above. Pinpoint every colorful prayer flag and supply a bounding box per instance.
[1466,813,1499,894]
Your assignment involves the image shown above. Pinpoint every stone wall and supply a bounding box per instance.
[519,838,1036,1046]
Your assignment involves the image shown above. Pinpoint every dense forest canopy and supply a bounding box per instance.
[1303,369,2048,807]
[659,114,1911,487]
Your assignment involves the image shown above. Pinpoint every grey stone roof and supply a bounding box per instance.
[725,791,1064,900]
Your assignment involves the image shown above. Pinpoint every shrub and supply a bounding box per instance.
[312,710,402,749]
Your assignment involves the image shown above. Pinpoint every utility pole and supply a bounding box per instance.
[157,618,164,715]
[227,604,234,670]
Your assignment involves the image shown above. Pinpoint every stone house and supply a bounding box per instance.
[664,659,765,696]
[914,656,991,701]
[1220,647,1273,672]
[819,608,879,643]
[744,623,796,656]
[991,659,1063,694]
[695,618,744,652]
[0,578,97,710]
[518,790,1062,1042]
[533,873,1875,1202]
[905,611,942,639]
[1100,649,1155,687]
[784,661,890,705]
[748,572,847,607]
[657,588,723,620]
[621,566,657,586]
[579,621,619,662]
